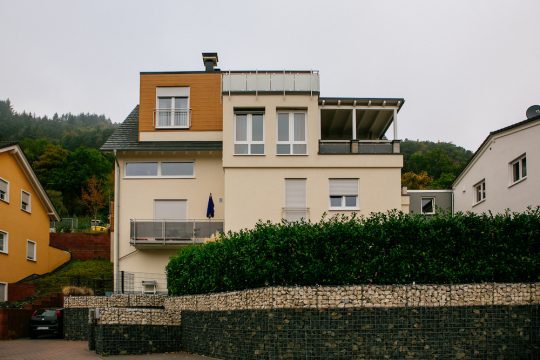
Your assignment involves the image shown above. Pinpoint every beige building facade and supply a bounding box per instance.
[102,54,407,293]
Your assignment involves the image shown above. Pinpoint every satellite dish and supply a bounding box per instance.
[526,105,540,119]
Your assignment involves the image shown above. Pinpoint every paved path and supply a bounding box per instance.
[0,339,216,360]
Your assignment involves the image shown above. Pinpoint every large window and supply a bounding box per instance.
[421,197,435,214]
[21,190,31,212]
[474,180,486,204]
[27,240,36,261]
[277,111,307,155]
[234,112,264,155]
[510,154,527,185]
[125,162,194,178]
[0,178,8,202]
[329,179,358,210]
[283,179,307,221]
[0,231,7,254]
[155,87,190,129]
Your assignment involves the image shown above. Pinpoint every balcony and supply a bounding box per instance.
[154,109,191,129]
[222,71,319,95]
[130,219,224,249]
[319,140,400,154]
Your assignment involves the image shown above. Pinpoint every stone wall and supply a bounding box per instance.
[64,294,166,308]
[96,308,180,326]
[181,305,539,359]
[64,308,90,340]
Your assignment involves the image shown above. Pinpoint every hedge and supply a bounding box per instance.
[166,209,540,295]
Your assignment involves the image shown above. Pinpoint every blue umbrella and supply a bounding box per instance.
[206,193,215,219]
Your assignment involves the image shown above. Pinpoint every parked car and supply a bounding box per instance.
[29,308,64,338]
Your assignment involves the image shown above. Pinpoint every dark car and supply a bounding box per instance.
[29,308,64,338]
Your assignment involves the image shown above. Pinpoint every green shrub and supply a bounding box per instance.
[166,209,540,295]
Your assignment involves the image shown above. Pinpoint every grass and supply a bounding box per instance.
[25,259,113,296]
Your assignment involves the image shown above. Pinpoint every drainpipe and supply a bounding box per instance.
[113,150,120,292]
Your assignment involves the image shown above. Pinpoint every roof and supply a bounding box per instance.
[0,143,60,221]
[319,97,405,112]
[452,115,540,188]
[100,106,222,152]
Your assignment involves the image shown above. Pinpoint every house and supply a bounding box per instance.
[452,113,540,213]
[407,190,453,215]
[0,142,70,302]
[101,53,408,293]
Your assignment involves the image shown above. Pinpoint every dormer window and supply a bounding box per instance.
[155,87,190,129]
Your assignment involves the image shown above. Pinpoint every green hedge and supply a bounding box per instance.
[166,210,540,295]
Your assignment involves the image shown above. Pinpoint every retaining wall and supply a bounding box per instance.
[50,232,110,260]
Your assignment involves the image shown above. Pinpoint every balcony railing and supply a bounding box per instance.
[319,140,400,154]
[282,208,310,222]
[222,71,320,94]
[154,109,191,129]
[130,219,224,246]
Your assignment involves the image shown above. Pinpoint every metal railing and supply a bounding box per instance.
[222,71,320,95]
[154,109,191,129]
[282,208,310,222]
[130,219,224,245]
[319,140,400,154]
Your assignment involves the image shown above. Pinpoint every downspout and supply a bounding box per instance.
[113,150,120,292]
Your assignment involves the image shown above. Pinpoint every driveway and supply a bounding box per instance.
[0,339,216,360]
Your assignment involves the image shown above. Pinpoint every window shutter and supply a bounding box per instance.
[285,179,306,208]
[0,283,6,302]
[329,179,358,196]
[154,200,187,220]
[27,241,35,260]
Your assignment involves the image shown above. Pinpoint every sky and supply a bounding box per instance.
[0,0,539,151]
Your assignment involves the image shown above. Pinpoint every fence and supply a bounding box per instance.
[117,271,168,295]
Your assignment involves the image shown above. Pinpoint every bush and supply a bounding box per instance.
[62,286,94,296]
[166,209,540,295]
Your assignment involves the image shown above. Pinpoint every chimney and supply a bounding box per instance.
[202,52,218,72]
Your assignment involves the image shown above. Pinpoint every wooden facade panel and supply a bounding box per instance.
[139,73,222,134]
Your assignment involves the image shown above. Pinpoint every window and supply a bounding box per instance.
[155,87,190,129]
[421,197,435,214]
[154,200,187,220]
[277,111,307,155]
[0,178,8,202]
[0,231,7,254]
[510,154,527,184]
[26,240,36,261]
[125,162,194,178]
[234,112,264,155]
[284,179,307,221]
[329,179,358,209]
[0,283,6,302]
[474,180,486,204]
[21,190,31,212]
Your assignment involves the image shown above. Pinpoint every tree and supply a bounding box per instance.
[46,189,68,216]
[401,171,433,190]
[81,176,105,219]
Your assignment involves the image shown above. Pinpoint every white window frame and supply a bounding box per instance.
[329,179,359,210]
[234,112,265,155]
[473,179,486,205]
[0,177,9,203]
[21,190,31,213]
[0,230,8,254]
[26,240,36,261]
[0,282,7,302]
[276,111,308,155]
[420,197,436,215]
[509,154,527,186]
[124,161,195,179]
[155,87,190,129]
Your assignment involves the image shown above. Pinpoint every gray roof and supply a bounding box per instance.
[100,106,222,151]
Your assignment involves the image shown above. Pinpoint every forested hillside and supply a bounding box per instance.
[401,140,473,189]
[0,99,117,218]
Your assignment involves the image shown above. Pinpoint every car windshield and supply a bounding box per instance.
[35,309,57,316]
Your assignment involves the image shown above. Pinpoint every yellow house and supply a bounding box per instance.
[0,142,70,301]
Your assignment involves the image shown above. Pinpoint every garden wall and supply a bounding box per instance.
[64,283,540,358]
[50,232,110,260]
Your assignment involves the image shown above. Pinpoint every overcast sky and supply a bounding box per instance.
[1,0,539,150]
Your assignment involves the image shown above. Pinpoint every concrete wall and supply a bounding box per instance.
[453,121,540,213]
[408,190,453,214]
